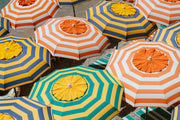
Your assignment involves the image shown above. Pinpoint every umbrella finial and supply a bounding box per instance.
[122,6,125,9]
[72,24,75,27]
[147,56,152,61]
[67,83,72,88]
[5,47,9,51]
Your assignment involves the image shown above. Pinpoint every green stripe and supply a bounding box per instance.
[120,115,135,120]
[89,57,109,69]
[105,53,112,58]
[136,107,171,120]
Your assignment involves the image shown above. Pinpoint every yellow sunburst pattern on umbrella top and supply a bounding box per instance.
[52,75,88,102]
[111,2,136,16]
[0,113,14,120]
[0,40,22,60]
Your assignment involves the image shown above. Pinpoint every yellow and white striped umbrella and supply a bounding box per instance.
[35,16,110,60]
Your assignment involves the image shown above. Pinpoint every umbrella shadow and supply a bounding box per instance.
[19,57,86,97]
[118,100,136,118]
[107,36,121,49]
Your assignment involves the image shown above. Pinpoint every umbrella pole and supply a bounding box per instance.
[13,88,17,97]
[145,107,148,120]
[116,42,118,49]
[72,5,76,17]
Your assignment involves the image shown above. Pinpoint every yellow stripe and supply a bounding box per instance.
[4,18,7,30]
[0,103,33,120]
[0,38,36,67]
[173,106,178,120]
[31,67,122,119]
[24,97,51,120]
[103,33,148,41]
[92,104,118,120]
[0,65,50,90]
[0,29,6,36]
[50,71,99,111]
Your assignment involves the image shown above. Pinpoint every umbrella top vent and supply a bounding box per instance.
[110,2,136,16]
[132,48,169,73]
[52,75,88,102]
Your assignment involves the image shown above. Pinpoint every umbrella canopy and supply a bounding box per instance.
[35,16,110,60]
[59,0,87,5]
[0,17,10,37]
[153,21,180,49]
[0,35,51,91]
[106,40,180,107]
[136,0,180,26]
[1,0,60,29]
[86,1,157,41]
[171,105,180,120]
[0,97,53,120]
[29,65,124,120]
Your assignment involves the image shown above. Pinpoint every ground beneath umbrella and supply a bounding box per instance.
[0,0,174,119]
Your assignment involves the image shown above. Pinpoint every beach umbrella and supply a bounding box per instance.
[136,0,180,26]
[1,0,60,29]
[171,105,180,120]
[106,39,180,107]
[0,17,10,37]
[35,16,110,60]
[0,35,51,91]
[58,0,88,17]
[29,65,124,120]
[153,21,180,49]
[59,0,87,5]
[0,97,53,120]
[86,1,157,41]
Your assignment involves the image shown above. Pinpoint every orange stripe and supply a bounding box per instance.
[153,0,180,11]
[135,98,167,104]
[55,50,79,58]
[12,0,42,9]
[167,92,180,104]
[137,0,152,16]
[38,40,55,54]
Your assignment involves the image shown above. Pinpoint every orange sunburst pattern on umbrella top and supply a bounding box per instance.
[18,0,36,6]
[60,19,87,35]
[132,48,169,73]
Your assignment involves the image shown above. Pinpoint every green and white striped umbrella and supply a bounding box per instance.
[29,65,124,120]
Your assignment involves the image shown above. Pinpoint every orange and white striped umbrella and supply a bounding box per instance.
[1,0,60,29]
[35,16,110,60]
[106,40,180,107]
[136,0,180,26]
